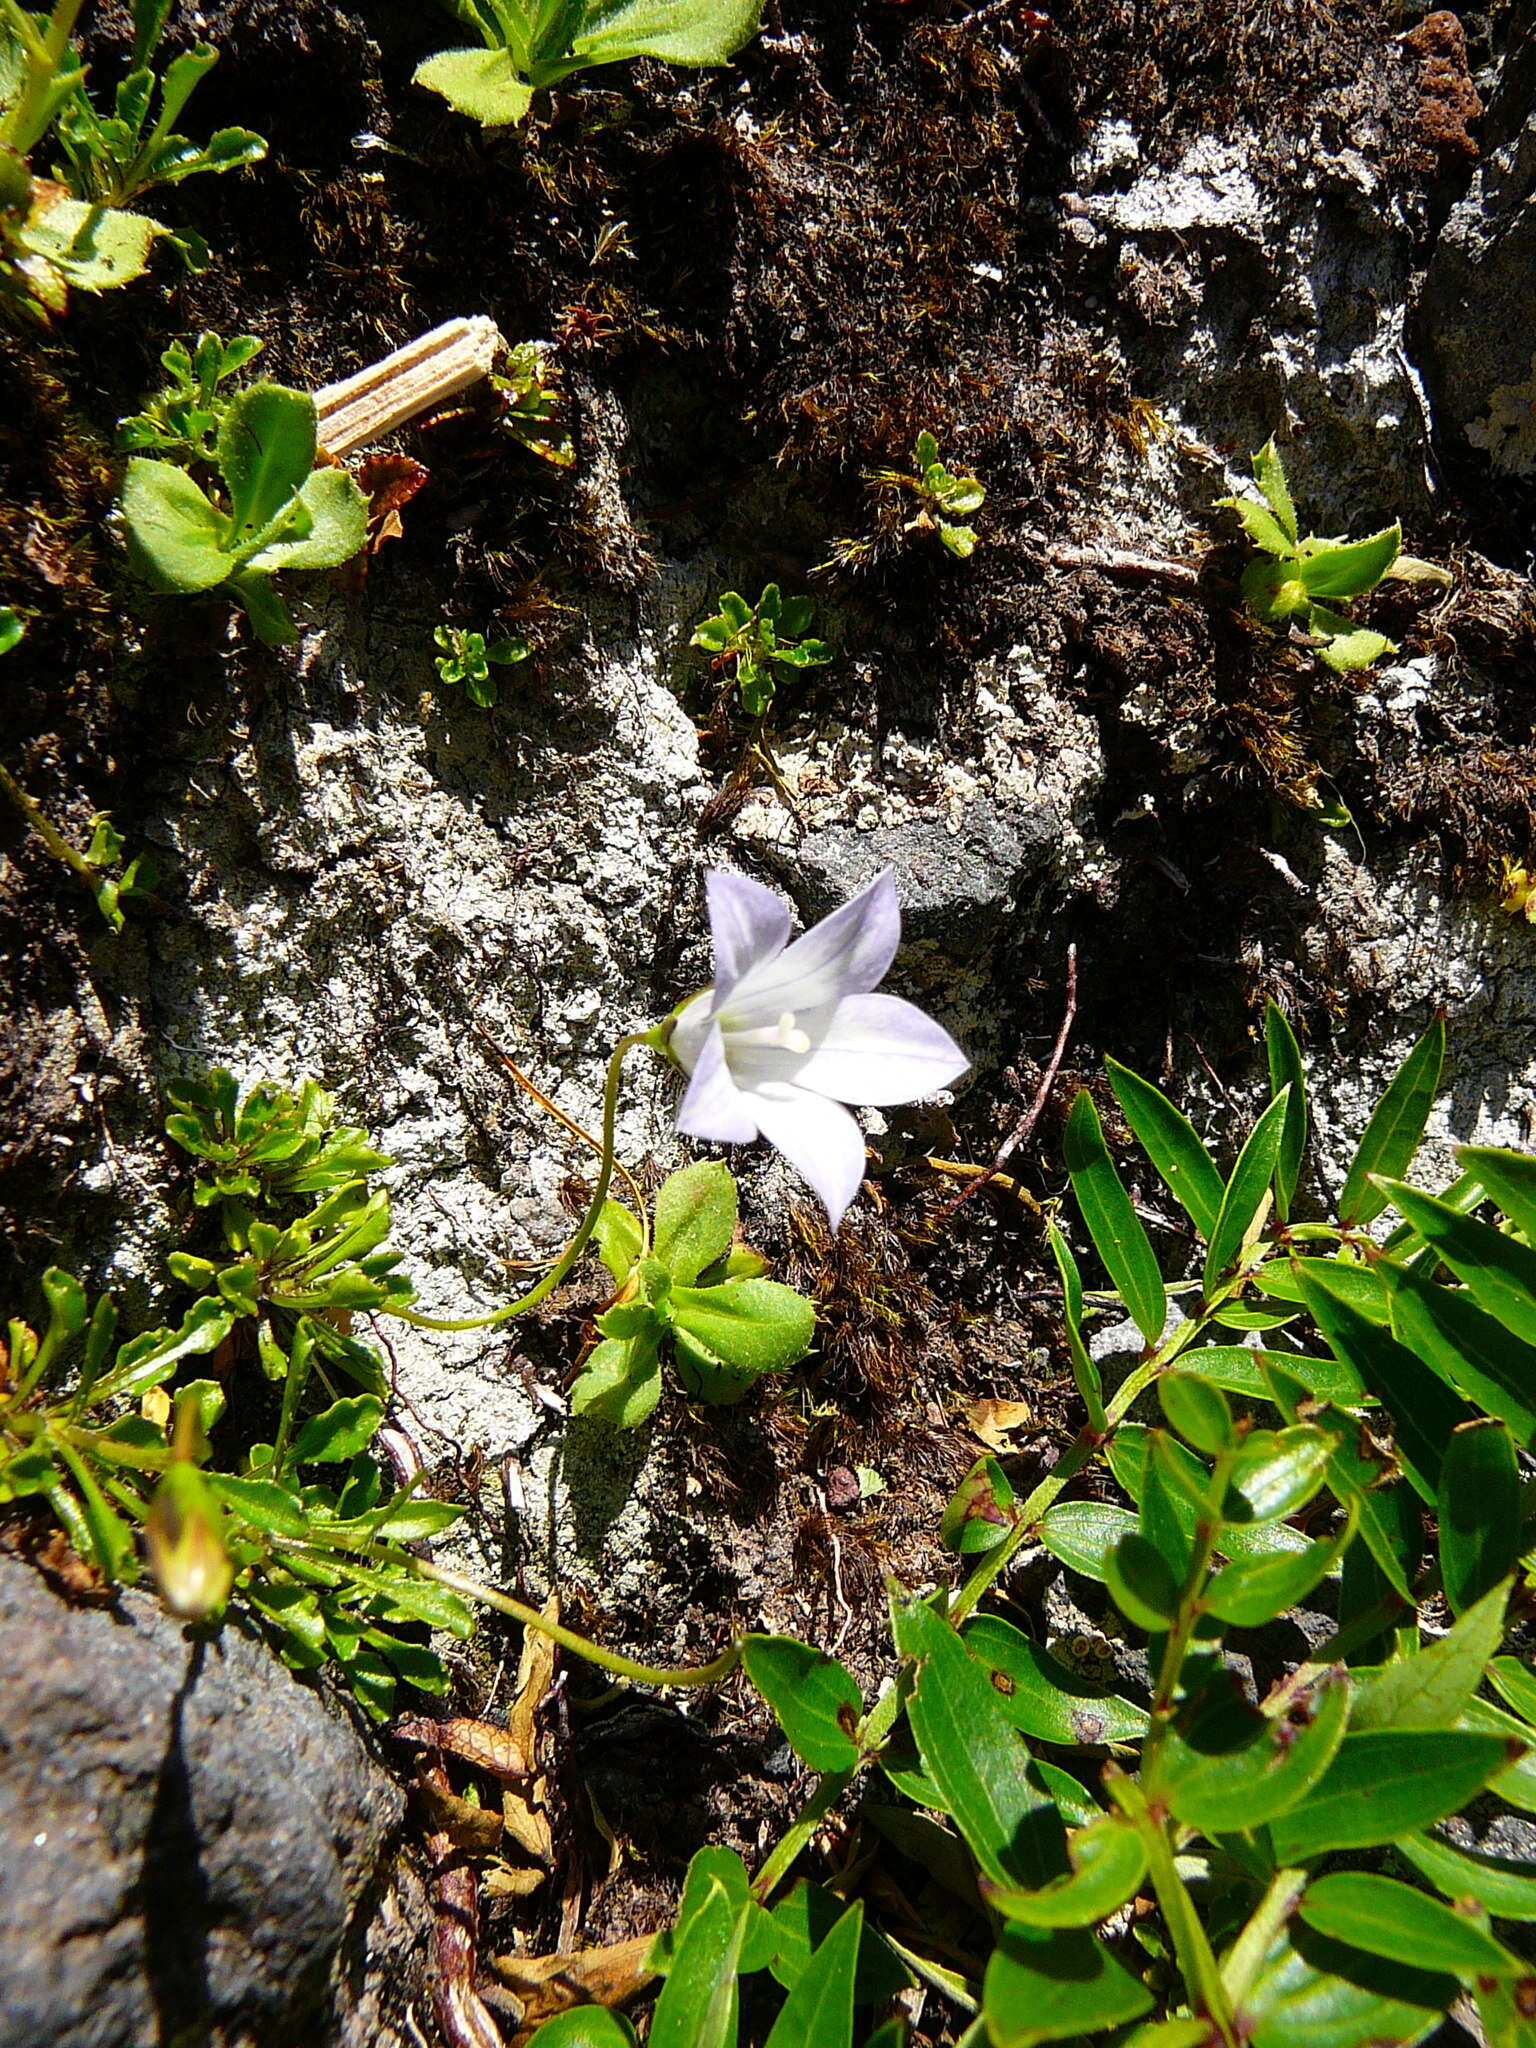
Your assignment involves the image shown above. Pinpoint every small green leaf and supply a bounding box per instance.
[670,1277,815,1397]
[121,457,233,591]
[742,1635,862,1772]
[766,1881,912,2002]
[986,1816,1148,1928]
[982,1923,1153,2045]
[1376,1177,1536,1358]
[1063,1089,1166,1347]
[1159,1370,1234,1455]
[1105,1531,1179,1630]
[1252,440,1299,547]
[1396,1828,1536,1922]
[524,2008,637,2044]
[1337,1018,1445,1226]
[413,46,536,125]
[1038,1501,1138,1581]
[647,1876,748,2048]
[1225,1424,1335,1523]
[1044,1224,1106,1435]
[1203,1506,1356,1628]
[594,1199,643,1284]
[247,464,367,572]
[961,1616,1148,1748]
[1439,1421,1519,1615]
[1299,1871,1523,1977]
[289,1394,383,1466]
[1457,1144,1536,1242]
[217,381,316,539]
[212,1471,307,1539]
[652,1159,739,1283]
[1298,524,1401,600]
[763,1901,861,2048]
[1350,1579,1510,1733]
[1268,1730,1516,1861]
[1158,1667,1350,1835]
[1203,1089,1290,1294]
[569,1332,663,1428]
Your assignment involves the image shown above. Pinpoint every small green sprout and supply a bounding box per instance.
[416,0,763,130]
[879,430,987,558]
[433,625,531,709]
[119,371,369,645]
[117,330,263,460]
[574,1159,815,1427]
[491,341,574,468]
[1219,439,1404,673]
[0,0,264,317]
[691,582,832,718]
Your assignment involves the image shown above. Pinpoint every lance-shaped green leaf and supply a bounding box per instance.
[1175,1345,1363,1405]
[762,1900,861,2048]
[1295,1260,1472,1498]
[1268,1730,1516,1861]
[1063,1089,1166,1347]
[652,1159,738,1283]
[1490,1658,1536,1728]
[1458,1144,1536,1242]
[1265,1003,1309,1220]
[766,1882,912,2002]
[1157,1668,1350,1835]
[961,1616,1148,1748]
[1204,1503,1357,1628]
[742,1635,861,1772]
[572,0,764,67]
[892,1596,1068,1890]
[1350,1579,1510,1732]
[985,1815,1148,1928]
[1243,1920,1460,2048]
[1378,1256,1536,1448]
[1299,1871,1523,1978]
[648,1873,749,2048]
[982,1922,1153,2045]
[1253,438,1299,546]
[1377,1176,1536,1355]
[1438,1420,1519,1615]
[1104,1058,1223,1240]
[1298,525,1402,599]
[1396,1828,1536,1921]
[1203,1089,1290,1294]
[1045,1223,1106,1434]
[1262,1365,1419,1598]
[212,1471,308,1540]
[1336,1018,1445,1226]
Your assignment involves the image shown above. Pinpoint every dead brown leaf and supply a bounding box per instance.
[501,1592,558,1870]
[396,1715,531,1783]
[491,1934,656,2038]
[966,1397,1033,1451]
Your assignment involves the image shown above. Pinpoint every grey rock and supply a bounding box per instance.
[0,1553,414,2048]
[1416,113,1536,471]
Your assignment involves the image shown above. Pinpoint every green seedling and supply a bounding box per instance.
[572,1159,815,1426]
[120,376,369,644]
[0,0,263,318]
[0,612,155,928]
[492,339,574,467]
[416,0,763,128]
[691,582,831,718]
[433,624,531,708]
[875,429,986,558]
[117,330,264,459]
[1220,438,1407,672]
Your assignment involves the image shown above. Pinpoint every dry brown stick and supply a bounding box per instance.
[1046,544,1202,590]
[938,942,1078,1218]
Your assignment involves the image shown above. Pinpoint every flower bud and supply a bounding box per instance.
[146,1462,233,1621]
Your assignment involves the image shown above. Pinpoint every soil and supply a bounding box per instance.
[3,2,1535,2043]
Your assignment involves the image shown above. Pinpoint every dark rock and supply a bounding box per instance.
[0,1553,411,2048]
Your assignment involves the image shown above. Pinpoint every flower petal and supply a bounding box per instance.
[727,869,901,1018]
[748,1083,869,1232]
[706,870,792,998]
[676,1020,761,1144]
[791,993,969,1106]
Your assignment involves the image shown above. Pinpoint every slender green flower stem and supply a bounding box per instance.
[750,1767,854,1902]
[390,1027,662,1332]
[0,760,105,889]
[1220,1869,1308,2011]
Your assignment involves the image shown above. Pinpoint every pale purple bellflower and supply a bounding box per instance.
[666,869,969,1230]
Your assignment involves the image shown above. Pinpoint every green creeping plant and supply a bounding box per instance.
[119,372,369,645]
[877,430,987,559]
[1218,439,1448,674]
[0,0,264,318]
[691,583,832,718]
[433,624,531,708]
[416,0,764,129]
[572,1159,815,1426]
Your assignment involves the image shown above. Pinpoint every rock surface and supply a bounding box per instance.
[0,1552,418,2048]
